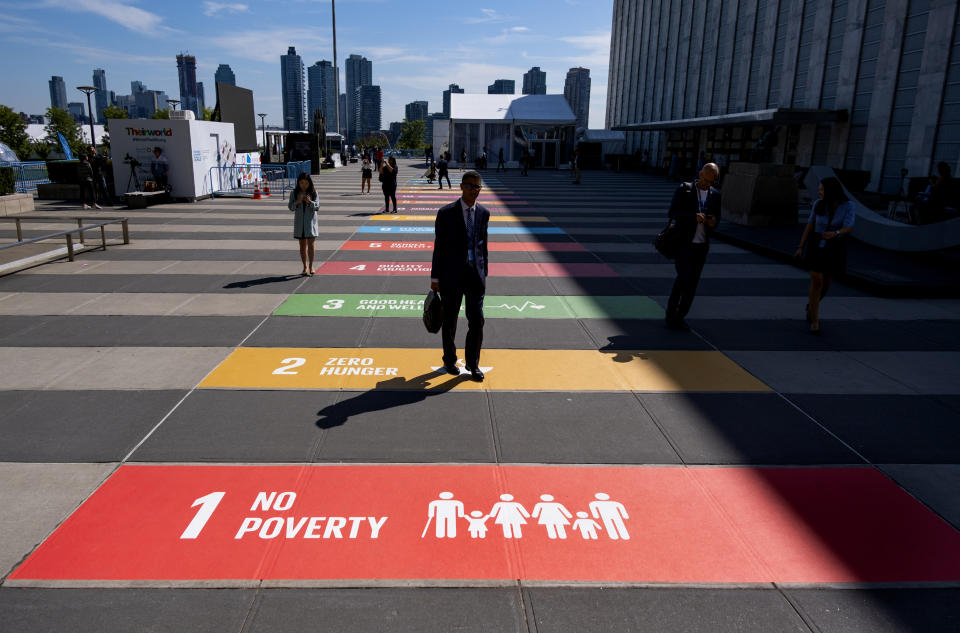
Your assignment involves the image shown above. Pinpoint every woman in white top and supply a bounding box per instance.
[360,155,373,194]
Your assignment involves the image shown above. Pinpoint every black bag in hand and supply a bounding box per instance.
[654,219,683,260]
[422,289,443,333]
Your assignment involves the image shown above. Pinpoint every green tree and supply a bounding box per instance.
[44,107,84,156]
[202,106,214,121]
[395,119,425,150]
[101,105,128,132]
[30,140,53,160]
[0,105,30,159]
[150,108,171,119]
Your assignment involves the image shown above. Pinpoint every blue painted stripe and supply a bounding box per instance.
[356,226,566,235]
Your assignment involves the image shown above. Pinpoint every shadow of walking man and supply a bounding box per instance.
[316,370,471,429]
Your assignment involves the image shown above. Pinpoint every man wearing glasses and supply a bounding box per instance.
[430,170,490,381]
[665,162,721,330]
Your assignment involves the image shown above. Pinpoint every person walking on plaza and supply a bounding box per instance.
[150,146,169,192]
[77,154,101,209]
[360,154,373,194]
[571,148,581,184]
[460,147,467,171]
[289,173,319,275]
[496,147,505,172]
[430,170,490,381]
[794,176,855,335]
[424,161,437,184]
[665,162,721,330]
[437,155,451,189]
[520,149,529,176]
[380,155,399,213]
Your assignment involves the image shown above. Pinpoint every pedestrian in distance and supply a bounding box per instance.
[77,153,101,209]
[496,147,505,172]
[289,173,319,276]
[87,145,111,206]
[665,162,721,330]
[424,161,437,184]
[430,170,490,381]
[380,156,399,213]
[376,147,384,171]
[480,146,488,170]
[571,148,581,184]
[794,176,856,335]
[460,147,467,172]
[360,154,373,194]
[150,146,169,192]
[437,155,451,189]
[520,149,529,176]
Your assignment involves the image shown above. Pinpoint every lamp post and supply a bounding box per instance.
[76,86,97,149]
[258,113,267,156]
[332,0,339,140]
[167,99,180,112]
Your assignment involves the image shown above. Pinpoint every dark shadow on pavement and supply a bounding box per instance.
[223,275,301,289]
[316,369,471,429]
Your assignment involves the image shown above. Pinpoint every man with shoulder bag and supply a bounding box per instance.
[664,162,721,330]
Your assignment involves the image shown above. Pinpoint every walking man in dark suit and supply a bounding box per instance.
[430,170,490,381]
[666,162,721,330]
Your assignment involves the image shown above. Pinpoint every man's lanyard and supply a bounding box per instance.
[696,184,707,214]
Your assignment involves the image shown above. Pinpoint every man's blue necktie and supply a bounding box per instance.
[466,207,475,264]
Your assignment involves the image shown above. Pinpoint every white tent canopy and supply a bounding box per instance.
[449,94,576,125]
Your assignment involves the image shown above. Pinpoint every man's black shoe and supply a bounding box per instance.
[442,363,460,375]
[465,366,484,382]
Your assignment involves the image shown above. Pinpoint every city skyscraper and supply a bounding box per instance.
[67,102,86,123]
[176,53,200,116]
[48,76,67,110]
[197,82,205,114]
[92,69,107,124]
[354,84,381,142]
[405,100,428,122]
[345,54,372,142]
[215,64,236,87]
[280,46,306,131]
[307,60,337,133]
[564,67,591,130]
[442,83,463,118]
[523,67,547,95]
[487,79,515,95]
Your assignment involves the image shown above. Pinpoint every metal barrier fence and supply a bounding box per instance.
[209,161,311,199]
[7,162,50,193]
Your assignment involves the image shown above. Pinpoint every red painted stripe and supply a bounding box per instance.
[315,262,616,277]
[340,241,586,253]
[12,465,960,583]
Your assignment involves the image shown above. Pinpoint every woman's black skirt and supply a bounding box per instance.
[804,233,847,275]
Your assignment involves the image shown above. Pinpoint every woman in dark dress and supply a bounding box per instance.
[794,177,856,334]
[288,173,319,275]
[380,156,399,213]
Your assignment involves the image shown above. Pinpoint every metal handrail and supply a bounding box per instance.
[0,216,130,262]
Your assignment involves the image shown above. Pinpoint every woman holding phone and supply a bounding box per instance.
[289,172,319,275]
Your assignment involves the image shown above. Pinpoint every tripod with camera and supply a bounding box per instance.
[124,154,142,193]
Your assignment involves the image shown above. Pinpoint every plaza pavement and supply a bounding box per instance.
[1,159,959,632]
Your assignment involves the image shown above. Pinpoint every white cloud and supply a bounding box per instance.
[40,0,173,35]
[559,31,611,51]
[203,2,249,17]
[7,37,170,64]
[483,25,532,45]
[464,8,510,24]
[211,29,327,64]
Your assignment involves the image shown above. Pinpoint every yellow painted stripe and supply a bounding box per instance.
[370,214,549,222]
[199,348,770,392]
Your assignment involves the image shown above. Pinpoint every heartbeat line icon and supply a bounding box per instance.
[490,302,546,312]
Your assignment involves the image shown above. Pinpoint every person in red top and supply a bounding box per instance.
[376,148,384,171]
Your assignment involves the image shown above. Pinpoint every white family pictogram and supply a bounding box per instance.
[421,492,629,541]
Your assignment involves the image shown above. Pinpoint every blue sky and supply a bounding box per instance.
[0,0,613,129]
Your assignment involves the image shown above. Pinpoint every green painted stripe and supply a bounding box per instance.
[275,294,664,319]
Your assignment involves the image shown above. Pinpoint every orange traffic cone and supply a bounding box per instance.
[262,180,271,196]
[252,183,262,200]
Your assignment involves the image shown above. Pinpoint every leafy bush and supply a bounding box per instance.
[0,165,15,194]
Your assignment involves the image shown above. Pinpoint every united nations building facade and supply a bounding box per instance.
[606,0,960,193]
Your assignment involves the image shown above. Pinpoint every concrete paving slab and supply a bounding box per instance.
[0,347,233,390]
[0,316,261,347]
[585,319,713,350]
[610,263,809,279]
[316,391,496,462]
[123,239,295,250]
[78,248,316,261]
[639,393,863,465]
[131,390,337,462]
[245,315,369,348]
[789,395,960,464]
[880,465,960,530]
[0,390,184,461]
[492,392,680,464]
[546,277,642,296]
[0,588,256,632]
[368,318,597,350]
[0,463,116,578]
[651,296,960,321]
[847,352,960,394]
[528,587,810,633]
[724,351,918,394]
[175,293,286,316]
[786,588,960,633]
[247,588,524,633]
